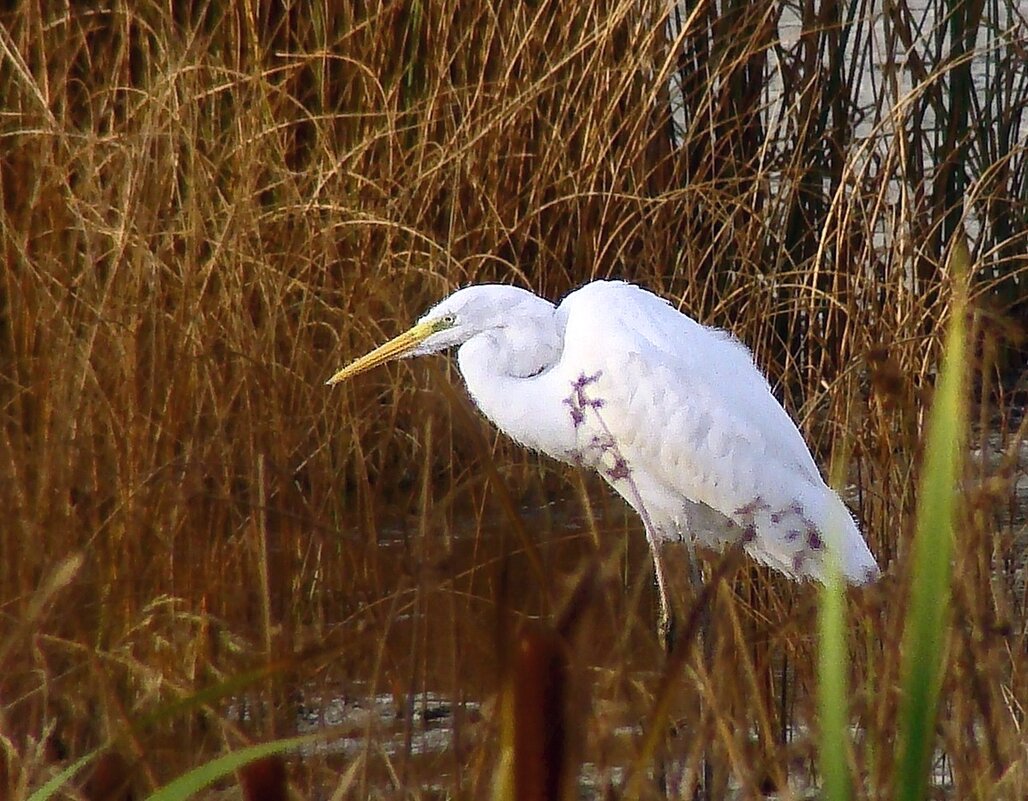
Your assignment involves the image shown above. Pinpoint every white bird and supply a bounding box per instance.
[327,280,880,642]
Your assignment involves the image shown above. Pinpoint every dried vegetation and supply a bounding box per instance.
[1,0,1026,798]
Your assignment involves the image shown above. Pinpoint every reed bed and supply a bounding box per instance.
[1,0,1026,799]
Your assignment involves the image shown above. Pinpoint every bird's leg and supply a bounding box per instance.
[685,543,712,655]
[649,538,677,652]
[649,537,718,800]
[685,542,716,801]
[645,535,675,799]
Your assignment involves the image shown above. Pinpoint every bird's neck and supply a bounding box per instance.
[456,327,574,459]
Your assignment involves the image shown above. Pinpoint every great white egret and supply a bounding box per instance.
[327,281,880,640]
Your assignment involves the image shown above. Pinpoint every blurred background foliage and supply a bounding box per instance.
[1,1,1025,798]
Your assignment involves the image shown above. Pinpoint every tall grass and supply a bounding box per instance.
[893,237,970,801]
[818,236,973,801]
[1,1,1025,798]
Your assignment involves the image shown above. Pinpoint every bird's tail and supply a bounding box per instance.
[801,484,880,585]
[743,483,880,586]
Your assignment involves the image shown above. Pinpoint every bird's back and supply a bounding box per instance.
[556,281,878,584]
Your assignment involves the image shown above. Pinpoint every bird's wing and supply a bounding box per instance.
[556,281,877,583]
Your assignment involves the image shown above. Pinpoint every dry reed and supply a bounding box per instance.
[1,1,1025,799]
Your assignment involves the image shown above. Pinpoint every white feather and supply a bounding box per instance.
[338,279,880,586]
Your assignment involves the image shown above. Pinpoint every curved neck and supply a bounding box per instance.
[456,328,575,460]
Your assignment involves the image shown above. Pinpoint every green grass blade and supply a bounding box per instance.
[819,434,857,801]
[135,661,295,732]
[26,751,99,801]
[143,734,319,801]
[894,240,970,801]
[818,560,851,801]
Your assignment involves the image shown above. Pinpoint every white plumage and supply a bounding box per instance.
[327,280,880,621]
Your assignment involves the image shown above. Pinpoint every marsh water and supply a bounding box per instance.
[225,432,1028,798]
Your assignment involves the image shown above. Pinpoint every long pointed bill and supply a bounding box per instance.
[325,320,436,385]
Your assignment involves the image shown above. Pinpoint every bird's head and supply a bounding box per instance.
[325,284,550,385]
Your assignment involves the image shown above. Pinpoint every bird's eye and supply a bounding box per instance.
[440,313,457,326]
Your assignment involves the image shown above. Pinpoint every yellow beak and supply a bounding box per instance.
[325,320,437,385]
